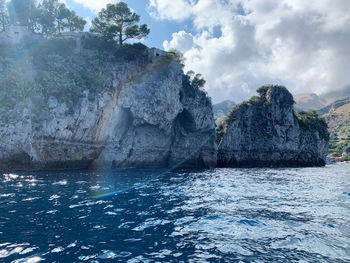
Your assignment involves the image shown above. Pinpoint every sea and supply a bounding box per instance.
[0,165,349,262]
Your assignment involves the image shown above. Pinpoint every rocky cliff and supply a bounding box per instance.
[217,86,329,167]
[0,31,217,170]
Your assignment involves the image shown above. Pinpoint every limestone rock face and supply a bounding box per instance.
[0,35,217,170]
[217,86,329,167]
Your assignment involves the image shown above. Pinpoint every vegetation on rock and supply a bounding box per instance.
[0,37,152,119]
[217,85,329,167]
[296,110,329,141]
[0,0,6,31]
[182,70,212,107]
[322,100,350,157]
[90,2,150,45]
[3,0,86,35]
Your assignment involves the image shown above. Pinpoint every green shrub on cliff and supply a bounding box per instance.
[216,121,226,145]
[329,140,350,157]
[82,35,148,61]
[34,54,105,112]
[0,66,32,108]
[297,110,329,140]
[217,86,330,145]
[256,86,269,96]
[0,37,110,116]
[32,36,77,58]
[181,70,212,107]
[182,71,206,97]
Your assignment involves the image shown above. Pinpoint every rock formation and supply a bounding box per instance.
[217,86,329,167]
[0,32,217,171]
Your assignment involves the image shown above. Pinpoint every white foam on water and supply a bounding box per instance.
[51,247,64,253]
[11,256,43,263]
[22,197,41,202]
[48,195,61,201]
[67,241,77,248]
[98,250,117,259]
[52,180,67,186]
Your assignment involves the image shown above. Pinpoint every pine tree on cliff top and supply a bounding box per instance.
[90,2,150,45]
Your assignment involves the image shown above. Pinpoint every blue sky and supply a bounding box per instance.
[62,0,350,103]
[64,0,190,49]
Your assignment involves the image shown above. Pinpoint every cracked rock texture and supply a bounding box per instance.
[0,33,217,171]
[217,86,329,167]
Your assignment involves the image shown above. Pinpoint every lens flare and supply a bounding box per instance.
[92,133,215,199]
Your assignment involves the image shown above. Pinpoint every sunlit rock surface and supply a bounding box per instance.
[217,86,329,167]
[0,31,216,170]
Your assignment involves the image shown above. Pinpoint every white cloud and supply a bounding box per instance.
[71,0,116,13]
[163,31,194,53]
[84,16,92,30]
[154,0,350,103]
[148,0,193,21]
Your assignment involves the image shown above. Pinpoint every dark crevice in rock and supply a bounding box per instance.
[174,109,196,134]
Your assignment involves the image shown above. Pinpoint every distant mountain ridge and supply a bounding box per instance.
[294,86,350,111]
[213,100,235,121]
[318,97,350,116]
[286,87,350,158]
[294,93,326,111]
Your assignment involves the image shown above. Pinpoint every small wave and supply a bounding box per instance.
[69,200,108,209]
[19,247,37,255]
[3,174,19,182]
[51,247,64,253]
[103,205,115,209]
[105,211,117,215]
[22,197,40,202]
[98,250,117,259]
[46,210,59,214]
[0,193,15,198]
[11,256,42,263]
[78,254,97,261]
[0,246,23,258]
[132,219,171,231]
[93,225,106,230]
[90,185,101,190]
[0,243,11,248]
[237,219,266,227]
[67,241,77,248]
[48,195,61,201]
[52,180,67,186]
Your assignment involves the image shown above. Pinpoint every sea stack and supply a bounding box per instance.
[217,85,329,167]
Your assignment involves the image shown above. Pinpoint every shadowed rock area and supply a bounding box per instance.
[217,86,329,167]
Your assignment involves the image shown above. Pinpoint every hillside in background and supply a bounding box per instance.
[320,98,350,159]
[294,93,326,111]
[293,86,350,160]
[213,100,235,123]
[294,86,350,111]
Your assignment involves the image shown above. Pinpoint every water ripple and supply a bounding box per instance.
[0,166,349,262]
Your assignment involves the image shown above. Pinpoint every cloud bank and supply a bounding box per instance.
[150,0,350,102]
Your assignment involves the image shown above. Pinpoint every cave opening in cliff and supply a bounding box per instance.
[174,109,196,134]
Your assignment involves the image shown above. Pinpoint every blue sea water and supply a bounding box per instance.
[0,165,349,262]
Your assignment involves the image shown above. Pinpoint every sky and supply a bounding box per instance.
[64,0,350,103]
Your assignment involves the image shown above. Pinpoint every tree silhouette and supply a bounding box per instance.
[90,2,150,45]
